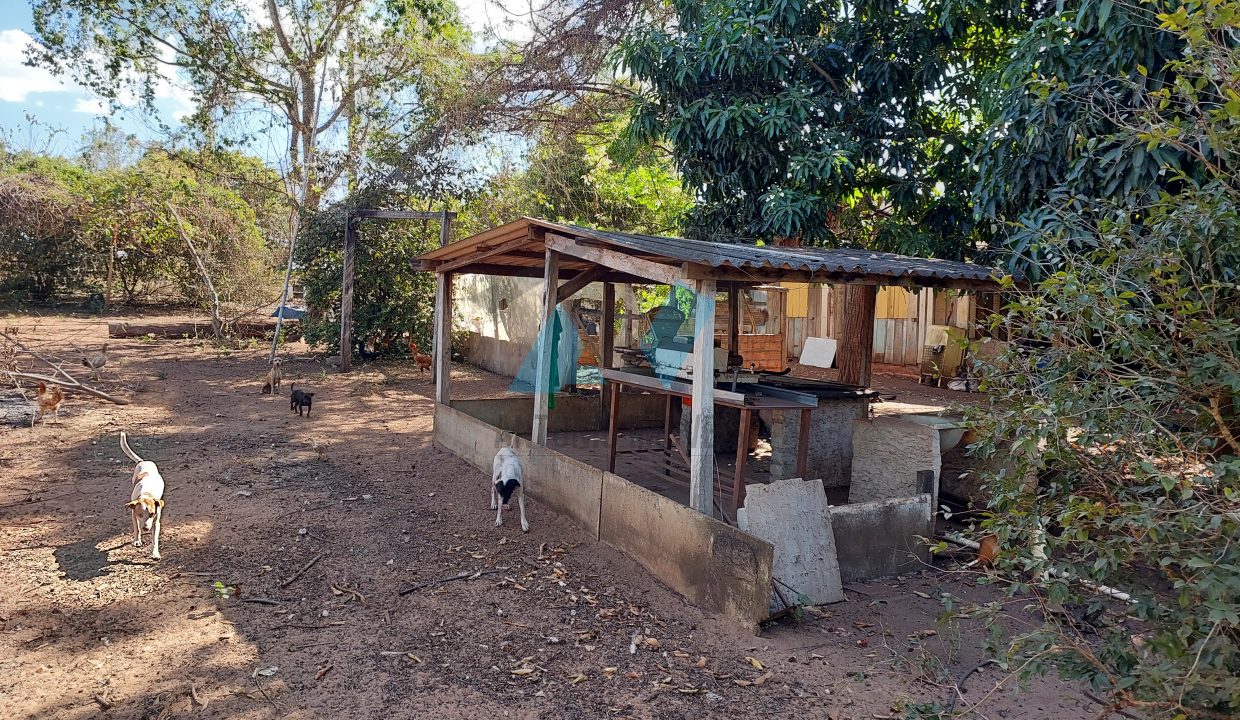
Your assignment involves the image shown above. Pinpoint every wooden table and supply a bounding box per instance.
[601,368,815,512]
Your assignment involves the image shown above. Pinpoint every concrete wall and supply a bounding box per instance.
[765,399,869,488]
[464,332,532,378]
[829,495,933,582]
[433,402,774,633]
[599,472,773,633]
[451,394,665,435]
[849,416,941,504]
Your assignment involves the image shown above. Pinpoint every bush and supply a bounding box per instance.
[296,196,441,356]
[967,3,1240,716]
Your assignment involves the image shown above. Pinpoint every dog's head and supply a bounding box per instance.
[126,496,164,518]
[495,477,520,510]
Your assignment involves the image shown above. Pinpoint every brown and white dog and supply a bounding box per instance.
[121,432,165,560]
[491,434,528,532]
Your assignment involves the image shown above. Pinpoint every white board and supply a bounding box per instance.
[799,336,837,368]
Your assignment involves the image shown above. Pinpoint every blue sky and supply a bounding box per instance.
[0,0,523,161]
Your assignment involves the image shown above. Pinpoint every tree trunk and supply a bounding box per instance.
[837,284,877,387]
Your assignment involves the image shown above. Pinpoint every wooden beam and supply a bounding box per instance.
[353,209,458,221]
[433,272,453,404]
[837,284,877,387]
[556,264,608,304]
[727,282,740,355]
[435,234,539,274]
[438,210,453,247]
[689,278,717,515]
[532,249,560,445]
[600,282,616,429]
[546,233,685,287]
[339,217,357,373]
[681,264,1004,291]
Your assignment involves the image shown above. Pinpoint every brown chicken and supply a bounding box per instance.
[408,341,432,374]
[82,343,109,379]
[32,381,64,426]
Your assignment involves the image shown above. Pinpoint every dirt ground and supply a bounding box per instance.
[1,312,1095,720]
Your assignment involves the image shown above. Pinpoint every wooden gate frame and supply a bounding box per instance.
[339,208,455,372]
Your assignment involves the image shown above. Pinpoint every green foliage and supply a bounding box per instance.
[296,193,440,356]
[458,115,691,237]
[972,0,1218,277]
[0,150,276,307]
[968,3,1240,716]
[622,0,1025,253]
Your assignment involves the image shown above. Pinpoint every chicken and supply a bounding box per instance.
[32,381,64,426]
[408,341,432,374]
[82,343,109,379]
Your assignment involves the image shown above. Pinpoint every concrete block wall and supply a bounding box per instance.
[849,416,941,505]
[829,495,933,582]
[765,399,869,488]
[433,403,774,633]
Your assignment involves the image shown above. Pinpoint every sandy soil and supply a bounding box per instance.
[0,312,1092,720]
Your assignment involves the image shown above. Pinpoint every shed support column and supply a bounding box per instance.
[532,249,560,445]
[433,272,453,404]
[727,282,740,355]
[600,282,616,428]
[339,216,356,373]
[689,279,717,515]
[837,284,877,387]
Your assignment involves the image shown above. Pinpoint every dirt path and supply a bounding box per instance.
[0,313,1091,720]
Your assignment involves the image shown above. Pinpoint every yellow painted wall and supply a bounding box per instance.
[783,282,809,317]
[875,286,915,319]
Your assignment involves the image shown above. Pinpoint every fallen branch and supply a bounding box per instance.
[1,330,75,384]
[240,598,281,606]
[6,370,129,405]
[398,567,509,596]
[281,553,324,588]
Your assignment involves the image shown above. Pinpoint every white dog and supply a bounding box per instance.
[491,435,528,532]
[121,432,166,560]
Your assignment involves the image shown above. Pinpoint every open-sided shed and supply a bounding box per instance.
[414,217,1007,629]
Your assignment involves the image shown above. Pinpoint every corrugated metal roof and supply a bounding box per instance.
[418,217,1009,288]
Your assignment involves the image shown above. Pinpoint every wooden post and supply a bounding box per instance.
[439,210,453,247]
[727,282,740,356]
[621,284,639,346]
[600,282,616,428]
[607,382,621,472]
[433,272,453,404]
[339,215,357,373]
[532,249,560,445]
[689,279,716,515]
[837,284,877,387]
[733,407,753,512]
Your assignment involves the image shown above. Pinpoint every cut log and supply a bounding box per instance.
[107,320,301,340]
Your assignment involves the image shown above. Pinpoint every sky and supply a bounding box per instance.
[0,0,527,160]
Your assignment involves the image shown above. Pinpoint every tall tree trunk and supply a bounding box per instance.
[837,284,877,387]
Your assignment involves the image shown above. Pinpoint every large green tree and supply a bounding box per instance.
[964,2,1240,716]
[621,0,1028,258]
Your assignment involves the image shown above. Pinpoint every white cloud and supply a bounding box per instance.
[73,97,107,114]
[0,28,72,102]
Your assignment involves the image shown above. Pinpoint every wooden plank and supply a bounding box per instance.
[689,278,717,515]
[727,282,740,354]
[607,382,621,473]
[600,283,616,429]
[438,210,454,247]
[436,234,539,274]
[354,209,455,221]
[546,233,685,287]
[733,408,753,513]
[433,272,453,404]
[556,264,608,304]
[532,249,560,445]
[339,217,356,373]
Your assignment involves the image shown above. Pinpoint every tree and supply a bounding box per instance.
[27,0,467,210]
[621,0,1026,258]
[972,0,1205,278]
[966,3,1240,716]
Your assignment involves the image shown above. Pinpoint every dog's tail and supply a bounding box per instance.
[120,431,143,464]
[509,431,518,449]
